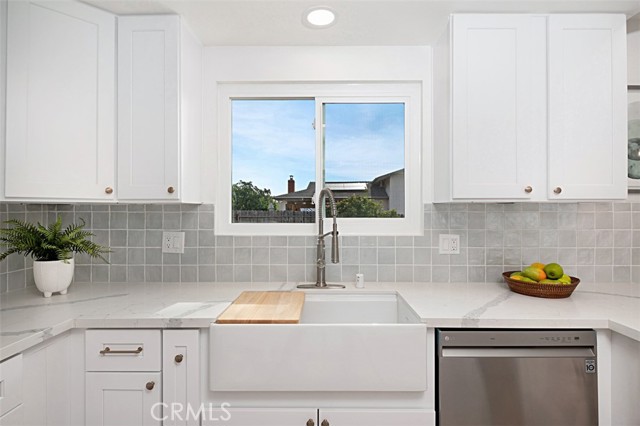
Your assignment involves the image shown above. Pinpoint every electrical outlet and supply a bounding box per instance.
[439,234,460,255]
[450,234,460,254]
[163,232,185,254]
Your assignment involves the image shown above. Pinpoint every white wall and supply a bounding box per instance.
[629,14,640,203]
[0,0,6,200]
[629,14,640,84]
[201,46,432,204]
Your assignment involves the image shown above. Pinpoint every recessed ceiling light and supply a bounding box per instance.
[304,7,337,29]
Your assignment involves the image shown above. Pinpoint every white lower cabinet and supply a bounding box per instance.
[84,329,199,426]
[202,408,316,426]
[86,372,162,426]
[202,408,433,426]
[22,334,75,426]
[318,408,434,426]
[162,330,200,426]
[611,332,640,425]
[0,354,23,426]
[0,405,23,426]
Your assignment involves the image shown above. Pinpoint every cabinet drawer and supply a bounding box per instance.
[86,330,161,372]
[0,354,23,417]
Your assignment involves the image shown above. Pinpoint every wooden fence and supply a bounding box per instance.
[234,210,315,223]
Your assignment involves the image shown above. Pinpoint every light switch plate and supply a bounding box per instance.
[162,232,185,254]
[439,234,460,255]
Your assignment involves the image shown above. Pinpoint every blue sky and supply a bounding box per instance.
[232,100,404,196]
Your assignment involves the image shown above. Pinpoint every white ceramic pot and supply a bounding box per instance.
[33,258,74,298]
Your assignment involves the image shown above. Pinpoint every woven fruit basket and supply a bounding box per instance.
[502,271,580,299]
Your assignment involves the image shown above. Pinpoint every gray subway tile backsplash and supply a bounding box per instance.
[1,201,640,292]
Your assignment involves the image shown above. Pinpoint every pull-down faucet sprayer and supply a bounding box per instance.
[297,187,345,289]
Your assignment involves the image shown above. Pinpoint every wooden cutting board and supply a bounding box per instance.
[216,291,305,324]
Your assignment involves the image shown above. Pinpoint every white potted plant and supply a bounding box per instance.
[0,216,110,297]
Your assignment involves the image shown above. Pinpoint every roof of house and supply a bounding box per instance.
[274,181,388,201]
[372,168,404,184]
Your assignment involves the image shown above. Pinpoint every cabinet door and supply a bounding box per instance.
[117,16,180,201]
[318,408,434,426]
[201,408,317,426]
[162,330,199,426]
[451,15,542,199]
[86,372,161,426]
[548,14,627,200]
[611,332,640,425]
[23,335,71,426]
[5,1,115,200]
[0,405,23,426]
[0,355,22,419]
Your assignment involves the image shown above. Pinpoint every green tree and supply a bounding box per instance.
[336,195,400,218]
[232,180,276,211]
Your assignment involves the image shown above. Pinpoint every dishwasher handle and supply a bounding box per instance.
[441,347,596,358]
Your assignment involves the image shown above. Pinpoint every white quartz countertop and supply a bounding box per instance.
[1,280,639,361]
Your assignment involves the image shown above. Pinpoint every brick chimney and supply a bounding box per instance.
[288,175,295,193]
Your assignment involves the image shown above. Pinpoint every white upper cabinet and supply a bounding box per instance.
[450,15,541,200]
[5,1,116,201]
[434,14,627,202]
[117,15,202,203]
[547,15,627,200]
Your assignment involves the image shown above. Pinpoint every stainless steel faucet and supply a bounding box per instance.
[297,187,345,289]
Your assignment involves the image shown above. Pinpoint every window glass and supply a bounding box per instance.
[231,99,315,223]
[324,103,405,218]
[217,82,421,236]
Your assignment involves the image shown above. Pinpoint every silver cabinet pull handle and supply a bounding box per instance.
[146,381,155,391]
[100,346,143,355]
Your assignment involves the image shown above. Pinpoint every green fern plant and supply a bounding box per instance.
[0,216,110,262]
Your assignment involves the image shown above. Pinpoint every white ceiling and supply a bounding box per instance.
[83,0,640,46]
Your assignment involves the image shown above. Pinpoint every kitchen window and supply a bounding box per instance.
[215,83,422,236]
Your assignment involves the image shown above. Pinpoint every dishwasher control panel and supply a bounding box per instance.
[438,329,597,347]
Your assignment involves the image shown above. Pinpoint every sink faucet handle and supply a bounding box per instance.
[331,223,339,264]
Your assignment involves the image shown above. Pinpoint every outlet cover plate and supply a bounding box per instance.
[163,231,185,254]
[439,234,460,255]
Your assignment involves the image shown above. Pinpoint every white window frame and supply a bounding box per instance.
[216,82,422,236]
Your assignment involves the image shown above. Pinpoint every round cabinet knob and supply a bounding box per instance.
[553,187,562,195]
[306,420,315,426]
[174,354,184,363]
[321,420,330,426]
[105,187,113,195]
[146,381,155,391]
[524,186,533,194]
[167,186,175,194]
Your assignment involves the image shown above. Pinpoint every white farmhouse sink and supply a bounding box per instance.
[209,292,427,392]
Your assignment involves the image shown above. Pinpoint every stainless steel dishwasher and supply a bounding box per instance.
[437,329,598,426]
